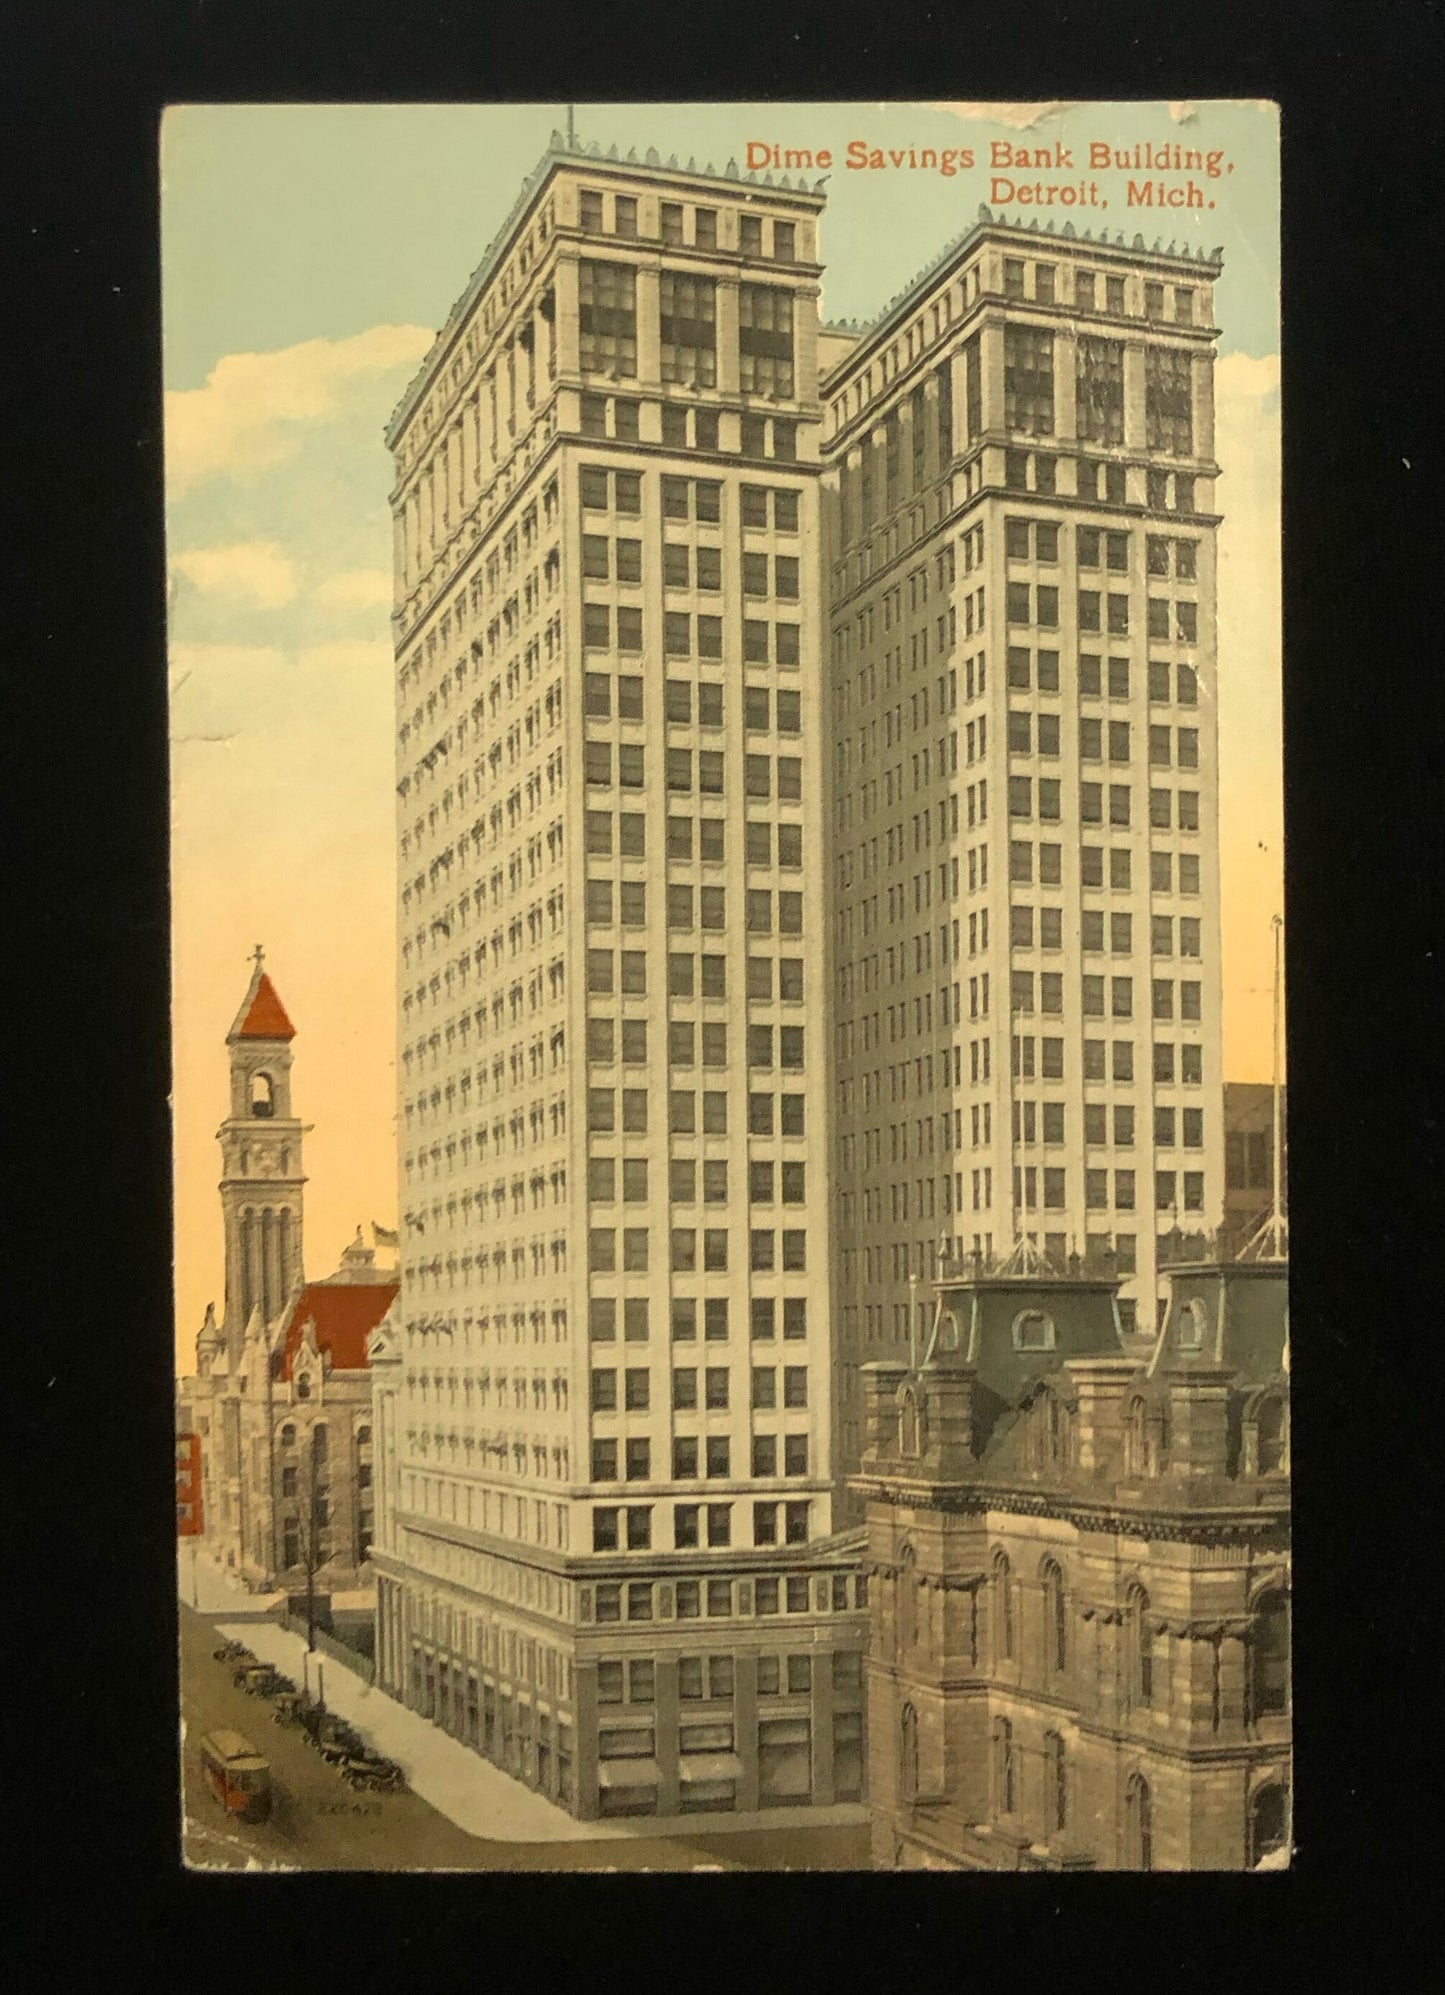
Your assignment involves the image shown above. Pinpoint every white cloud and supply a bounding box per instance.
[171,540,299,608]
[165,324,434,494]
[924,102,1077,130]
[313,568,394,614]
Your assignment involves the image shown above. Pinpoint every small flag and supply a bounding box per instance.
[372,1222,400,1250]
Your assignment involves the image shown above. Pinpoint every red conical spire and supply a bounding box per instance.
[228,945,296,1042]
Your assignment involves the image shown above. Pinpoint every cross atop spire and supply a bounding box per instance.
[251,943,265,970]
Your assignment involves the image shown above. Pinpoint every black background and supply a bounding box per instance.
[4,0,1438,1980]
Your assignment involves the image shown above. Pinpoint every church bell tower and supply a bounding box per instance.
[218,946,306,1351]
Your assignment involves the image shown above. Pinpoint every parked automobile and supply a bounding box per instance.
[233,1662,287,1696]
[342,1754,403,1793]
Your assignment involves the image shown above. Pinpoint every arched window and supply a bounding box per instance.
[898,1544,918,1652]
[1125,1396,1149,1476]
[900,1702,919,1803]
[1249,1592,1290,1721]
[1125,1772,1153,1870]
[995,1716,1015,1814]
[1129,1584,1154,1706]
[1249,1783,1289,1867]
[249,1072,275,1119]
[1041,1558,1067,1673]
[1256,1396,1287,1475]
[1013,1308,1056,1352]
[295,1374,311,1401]
[1044,1730,1067,1833]
[357,1425,372,1446]
[898,1383,922,1458]
[993,1550,1014,1663]
[279,1423,296,1447]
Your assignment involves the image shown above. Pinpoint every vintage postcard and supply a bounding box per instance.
[168,99,1286,1872]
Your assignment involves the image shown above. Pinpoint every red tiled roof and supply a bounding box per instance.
[273,1281,397,1380]
[235,972,296,1041]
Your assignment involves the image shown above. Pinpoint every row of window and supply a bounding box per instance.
[583,536,803,599]
[1006,778,1202,829]
[589,1295,809,1343]
[1008,971,1203,1019]
[584,682,805,740]
[1003,842,1201,896]
[599,1647,861,1712]
[591,1431,813,1486]
[1004,649,1200,706]
[587,1226,809,1274]
[1001,255,1201,325]
[1003,327,1194,453]
[1009,906,1203,955]
[585,1156,811,1206]
[577,188,801,266]
[590,1504,814,1579]
[577,263,797,397]
[582,743,805,800]
[1006,584,1200,643]
[590,1292,814,1340]
[1005,520,1199,580]
[1002,1099,1206,1149]
[1005,714,1201,766]
[1000,450,1200,514]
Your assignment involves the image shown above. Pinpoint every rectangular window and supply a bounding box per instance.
[1004,325,1054,436]
[659,270,717,388]
[738,285,795,398]
[1076,336,1124,445]
[1146,346,1194,455]
[578,260,637,379]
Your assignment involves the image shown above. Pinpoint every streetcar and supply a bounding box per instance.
[199,1729,273,1823]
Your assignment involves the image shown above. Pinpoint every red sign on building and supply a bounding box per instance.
[176,1432,204,1538]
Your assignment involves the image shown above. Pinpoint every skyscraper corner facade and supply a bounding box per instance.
[818,217,1227,1502]
[375,142,866,1822]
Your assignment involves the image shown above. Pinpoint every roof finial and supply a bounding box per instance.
[251,943,265,971]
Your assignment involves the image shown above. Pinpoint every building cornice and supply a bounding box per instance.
[386,134,827,449]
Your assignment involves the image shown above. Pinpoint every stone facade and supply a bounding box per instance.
[177,957,396,1596]
[853,1249,1290,1871]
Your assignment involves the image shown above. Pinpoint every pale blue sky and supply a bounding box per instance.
[162,100,1279,389]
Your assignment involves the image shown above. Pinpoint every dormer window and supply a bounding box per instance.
[1255,1395,1287,1475]
[1012,1309,1056,1352]
[1177,1298,1206,1349]
[295,1374,311,1400]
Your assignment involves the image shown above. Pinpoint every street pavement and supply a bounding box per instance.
[180,1601,870,1872]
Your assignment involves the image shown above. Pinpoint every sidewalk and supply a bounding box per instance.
[178,1543,284,1619]
[177,1543,374,1621]
[213,1614,866,1848]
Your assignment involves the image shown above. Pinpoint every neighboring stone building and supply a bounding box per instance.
[373,135,868,1822]
[178,953,397,1595]
[852,1243,1290,1871]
